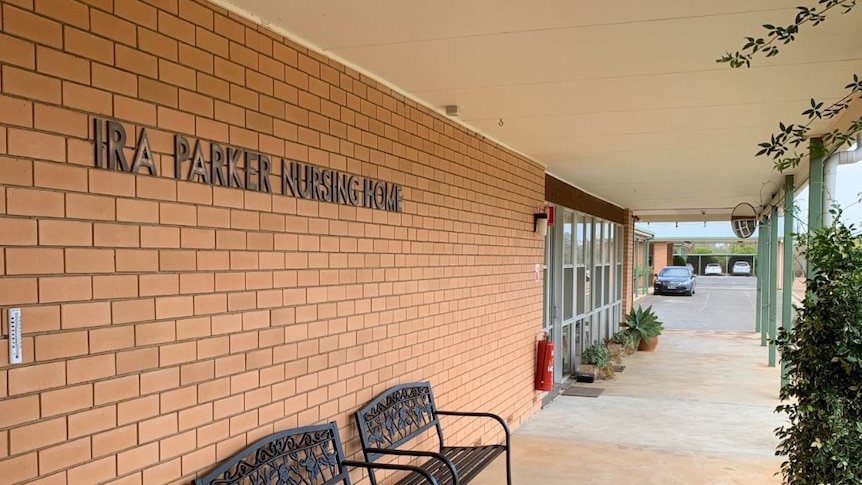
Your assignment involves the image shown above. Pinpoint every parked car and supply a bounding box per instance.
[731,261,752,276]
[704,263,722,275]
[654,266,696,296]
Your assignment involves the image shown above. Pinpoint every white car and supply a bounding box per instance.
[704,263,722,275]
[731,261,752,276]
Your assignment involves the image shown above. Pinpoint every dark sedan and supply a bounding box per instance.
[654,266,696,296]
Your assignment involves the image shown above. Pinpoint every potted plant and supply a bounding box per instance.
[580,344,614,380]
[623,305,664,351]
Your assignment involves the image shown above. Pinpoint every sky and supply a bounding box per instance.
[637,160,862,239]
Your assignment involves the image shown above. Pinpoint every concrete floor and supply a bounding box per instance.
[470,329,785,484]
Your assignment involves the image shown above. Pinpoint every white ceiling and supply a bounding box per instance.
[217,0,862,221]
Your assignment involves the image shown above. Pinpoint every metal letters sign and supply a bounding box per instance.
[93,118,403,212]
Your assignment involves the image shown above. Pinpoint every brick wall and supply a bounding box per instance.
[0,0,545,482]
[652,242,673,275]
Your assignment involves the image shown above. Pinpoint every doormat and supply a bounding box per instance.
[561,385,604,398]
[613,365,626,373]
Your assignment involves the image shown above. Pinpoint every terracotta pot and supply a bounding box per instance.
[638,335,659,351]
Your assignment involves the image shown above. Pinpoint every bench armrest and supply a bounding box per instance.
[342,459,439,485]
[362,447,459,485]
[434,411,511,446]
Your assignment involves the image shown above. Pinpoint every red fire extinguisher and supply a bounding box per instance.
[535,335,554,391]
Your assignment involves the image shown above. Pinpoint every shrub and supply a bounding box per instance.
[775,219,862,484]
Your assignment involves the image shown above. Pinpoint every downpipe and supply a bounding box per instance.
[823,134,862,226]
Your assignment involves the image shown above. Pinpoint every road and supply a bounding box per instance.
[639,275,757,331]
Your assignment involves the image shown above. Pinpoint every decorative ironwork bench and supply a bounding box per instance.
[192,422,438,485]
[355,382,511,485]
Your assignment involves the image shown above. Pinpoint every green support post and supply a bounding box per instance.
[755,219,764,333]
[760,216,772,347]
[768,205,779,367]
[781,175,794,385]
[643,240,649,294]
[808,139,824,282]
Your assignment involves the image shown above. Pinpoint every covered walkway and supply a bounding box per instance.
[472,329,784,484]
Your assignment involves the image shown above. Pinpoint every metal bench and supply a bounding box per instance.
[354,382,511,485]
[192,421,438,485]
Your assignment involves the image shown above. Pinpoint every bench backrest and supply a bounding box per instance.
[355,382,444,461]
[193,422,351,485]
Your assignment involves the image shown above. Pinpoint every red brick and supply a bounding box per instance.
[94,223,139,247]
[93,274,138,299]
[112,298,155,324]
[89,169,136,197]
[115,0,156,30]
[138,28,178,62]
[6,248,64,275]
[0,395,40,428]
[114,95,157,126]
[2,65,61,103]
[8,130,66,163]
[178,0,212,28]
[137,172,177,200]
[158,60,195,91]
[39,220,92,246]
[39,275,92,303]
[245,28,272,56]
[67,354,116,384]
[160,202,197,226]
[155,295,193,319]
[157,106,195,134]
[61,301,111,328]
[7,187,64,217]
[229,41,258,69]
[158,11,194,44]
[3,5,62,48]
[67,456,116,484]
[0,453,38,483]
[34,104,89,137]
[9,416,66,453]
[40,384,93,417]
[0,156,33,186]
[94,375,140,405]
[116,249,158,272]
[117,198,160,223]
[65,26,114,64]
[116,347,158,375]
[35,330,88,360]
[197,72,229,100]
[0,276,31,305]
[35,0,90,29]
[63,81,112,116]
[116,44,158,77]
[92,64,138,96]
[117,442,159,475]
[0,217,36,245]
[213,13,243,43]
[66,193,116,220]
[178,44,213,73]
[90,8,137,46]
[92,424,137,458]
[0,33,36,69]
[34,161,88,190]
[90,326,135,353]
[20,305,60,333]
[68,404,117,438]
[36,47,90,85]
[179,89,212,117]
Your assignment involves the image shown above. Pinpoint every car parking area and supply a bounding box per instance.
[645,275,757,331]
